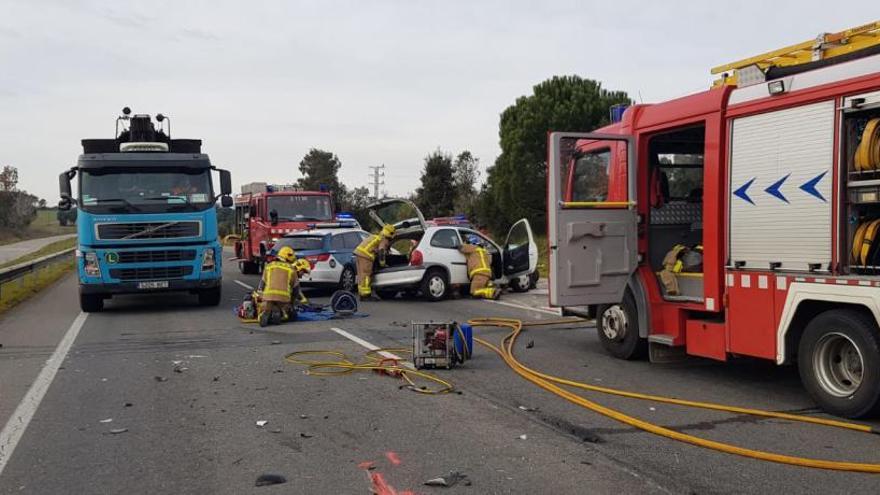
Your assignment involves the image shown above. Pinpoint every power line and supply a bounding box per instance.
[368,164,385,199]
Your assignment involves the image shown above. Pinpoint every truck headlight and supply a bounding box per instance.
[84,252,100,277]
[201,248,216,271]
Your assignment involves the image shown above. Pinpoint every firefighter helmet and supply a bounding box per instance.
[293,258,311,273]
[381,224,396,239]
[277,246,296,262]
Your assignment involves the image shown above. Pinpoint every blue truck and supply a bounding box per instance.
[58,108,233,312]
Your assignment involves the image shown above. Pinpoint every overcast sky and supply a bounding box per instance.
[0,0,873,202]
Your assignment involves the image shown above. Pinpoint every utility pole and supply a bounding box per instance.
[368,164,385,199]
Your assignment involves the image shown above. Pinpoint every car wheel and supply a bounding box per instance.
[80,292,104,312]
[528,270,539,289]
[421,269,448,302]
[798,309,880,418]
[510,274,529,293]
[339,266,356,292]
[597,291,647,360]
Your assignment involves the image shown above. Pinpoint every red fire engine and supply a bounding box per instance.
[233,182,334,273]
[549,22,880,418]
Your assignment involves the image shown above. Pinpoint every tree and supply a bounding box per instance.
[479,75,631,234]
[38,198,47,209]
[452,151,480,216]
[414,150,455,219]
[339,186,372,228]
[0,165,19,192]
[297,149,346,203]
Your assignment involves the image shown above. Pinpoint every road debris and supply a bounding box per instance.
[518,434,528,440]
[256,420,268,428]
[108,428,128,435]
[299,414,309,419]
[124,402,133,407]
[254,473,287,487]
[518,406,538,412]
[271,340,282,345]
[270,428,282,434]
[154,376,168,382]
[173,365,188,373]
[99,418,113,423]
[525,340,534,349]
[424,471,469,487]
[300,432,314,438]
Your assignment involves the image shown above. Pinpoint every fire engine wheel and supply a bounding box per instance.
[239,260,259,275]
[421,269,448,302]
[798,310,880,418]
[339,266,356,292]
[597,291,647,360]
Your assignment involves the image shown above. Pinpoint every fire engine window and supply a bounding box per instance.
[570,149,611,202]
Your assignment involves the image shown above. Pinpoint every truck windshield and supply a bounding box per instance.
[268,195,332,221]
[80,168,213,214]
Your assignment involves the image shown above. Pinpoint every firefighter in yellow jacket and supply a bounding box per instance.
[460,234,499,299]
[258,246,299,327]
[354,224,395,299]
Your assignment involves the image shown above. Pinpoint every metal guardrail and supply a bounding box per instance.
[0,248,76,298]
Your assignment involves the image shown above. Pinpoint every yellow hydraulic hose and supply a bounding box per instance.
[469,317,880,473]
[856,118,880,171]
[285,348,455,395]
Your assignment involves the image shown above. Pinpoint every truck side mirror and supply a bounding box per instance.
[219,169,232,196]
[221,196,233,207]
[58,170,74,211]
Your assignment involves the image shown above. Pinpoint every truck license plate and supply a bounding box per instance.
[137,281,169,290]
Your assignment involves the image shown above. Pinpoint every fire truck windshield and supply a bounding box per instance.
[79,168,213,214]
[267,195,332,221]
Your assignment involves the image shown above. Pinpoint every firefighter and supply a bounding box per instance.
[258,246,298,327]
[659,244,703,296]
[354,224,395,300]
[292,258,311,305]
[460,234,499,299]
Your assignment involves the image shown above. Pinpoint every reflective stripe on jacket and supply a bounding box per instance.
[355,234,389,261]
[262,261,296,302]
[460,244,492,280]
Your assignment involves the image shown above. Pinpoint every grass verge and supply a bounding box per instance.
[536,235,548,279]
[0,237,77,270]
[0,209,76,246]
[0,260,75,314]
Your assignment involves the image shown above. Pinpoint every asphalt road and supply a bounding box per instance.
[1,252,880,494]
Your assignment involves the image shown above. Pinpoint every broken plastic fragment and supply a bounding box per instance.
[256,420,268,428]
[255,473,287,487]
[109,428,128,434]
[518,434,527,440]
[99,418,113,423]
[424,471,468,487]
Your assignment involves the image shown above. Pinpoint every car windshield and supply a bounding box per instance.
[268,195,333,221]
[276,235,325,251]
[79,168,213,214]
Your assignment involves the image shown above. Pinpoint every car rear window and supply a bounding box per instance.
[331,234,346,250]
[278,236,325,251]
[430,229,460,249]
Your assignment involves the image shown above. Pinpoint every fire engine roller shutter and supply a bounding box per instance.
[729,100,834,270]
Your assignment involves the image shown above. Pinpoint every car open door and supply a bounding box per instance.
[366,198,426,237]
[502,218,537,278]
[548,132,637,307]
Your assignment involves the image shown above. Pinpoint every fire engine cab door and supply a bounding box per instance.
[548,132,637,307]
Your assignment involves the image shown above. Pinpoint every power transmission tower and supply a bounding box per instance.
[368,164,385,199]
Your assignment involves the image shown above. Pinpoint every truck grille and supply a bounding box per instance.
[97,221,201,240]
[109,266,193,281]
[116,250,197,264]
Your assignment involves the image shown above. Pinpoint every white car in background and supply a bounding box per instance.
[367,199,538,301]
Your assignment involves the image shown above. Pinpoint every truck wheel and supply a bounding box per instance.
[80,293,104,312]
[421,269,448,302]
[239,260,258,275]
[198,287,222,306]
[596,291,647,360]
[798,310,880,418]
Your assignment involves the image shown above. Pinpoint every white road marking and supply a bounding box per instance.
[329,327,408,364]
[483,298,561,316]
[234,280,254,291]
[0,312,88,476]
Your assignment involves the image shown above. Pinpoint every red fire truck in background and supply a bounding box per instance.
[549,22,880,418]
[233,182,334,273]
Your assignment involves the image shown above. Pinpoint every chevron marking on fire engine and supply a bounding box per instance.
[799,171,827,202]
[733,177,756,205]
[764,174,790,203]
